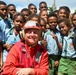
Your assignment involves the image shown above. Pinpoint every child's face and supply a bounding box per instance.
[40,3,47,11]
[21,11,29,21]
[7,6,16,16]
[40,10,48,22]
[48,16,57,30]
[72,14,76,27]
[40,20,46,31]
[59,22,70,35]
[0,4,7,18]
[24,29,40,46]
[13,15,24,31]
[29,5,37,14]
[58,9,67,19]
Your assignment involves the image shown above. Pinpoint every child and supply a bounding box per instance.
[21,8,31,22]
[28,13,40,23]
[57,6,70,31]
[40,18,46,33]
[28,3,37,14]
[58,6,68,20]
[42,13,62,75]
[58,19,76,75]
[39,9,48,23]
[39,9,49,33]
[0,1,11,71]
[7,4,16,25]
[71,12,76,34]
[39,1,48,11]
[39,18,47,45]
[63,6,71,19]
[3,20,49,75]
[0,1,11,32]
[3,12,25,63]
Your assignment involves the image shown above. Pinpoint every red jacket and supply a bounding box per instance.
[3,42,49,75]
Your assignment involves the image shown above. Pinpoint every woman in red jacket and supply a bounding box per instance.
[3,20,49,75]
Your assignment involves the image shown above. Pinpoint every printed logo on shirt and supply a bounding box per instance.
[69,43,74,50]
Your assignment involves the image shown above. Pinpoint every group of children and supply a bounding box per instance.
[0,0,76,75]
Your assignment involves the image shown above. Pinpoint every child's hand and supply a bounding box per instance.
[51,32,58,42]
[16,68,34,75]
[5,43,11,51]
[54,60,59,67]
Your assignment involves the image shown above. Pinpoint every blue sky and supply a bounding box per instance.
[2,0,76,13]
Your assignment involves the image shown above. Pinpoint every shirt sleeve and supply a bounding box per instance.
[3,45,20,75]
[34,49,49,75]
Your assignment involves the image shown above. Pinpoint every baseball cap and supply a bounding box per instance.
[24,20,41,30]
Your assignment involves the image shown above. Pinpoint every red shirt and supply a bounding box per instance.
[3,42,49,75]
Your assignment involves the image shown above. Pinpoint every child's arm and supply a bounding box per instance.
[3,43,11,51]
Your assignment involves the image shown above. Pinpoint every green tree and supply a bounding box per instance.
[74,9,76,13]
[48,7,53,13]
